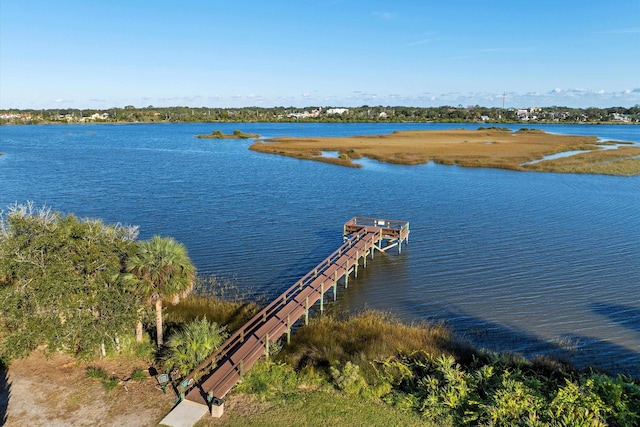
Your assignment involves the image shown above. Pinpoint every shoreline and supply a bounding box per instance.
[250,128,640,176]
[2,119,640,127]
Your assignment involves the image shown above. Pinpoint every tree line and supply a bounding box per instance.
[1,104,639,125]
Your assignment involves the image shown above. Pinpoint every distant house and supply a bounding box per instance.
[379,112,388,118]
[612,113,630,122]
[287,108,322,119]
[326,108,349,115]
[90,112,109,120]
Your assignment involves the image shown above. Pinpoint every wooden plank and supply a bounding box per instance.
[182,221,408,406]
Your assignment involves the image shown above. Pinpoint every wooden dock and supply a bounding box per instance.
[162,217,409,424]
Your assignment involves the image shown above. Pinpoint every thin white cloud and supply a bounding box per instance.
[408,39,434,46]
[372,11,396,20]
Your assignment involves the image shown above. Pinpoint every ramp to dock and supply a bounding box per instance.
[160,217,409,426]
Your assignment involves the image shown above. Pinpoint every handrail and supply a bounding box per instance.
[345,216,409,230]
[182,227,372,393]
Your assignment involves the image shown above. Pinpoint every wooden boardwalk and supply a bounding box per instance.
[174,217,409,415]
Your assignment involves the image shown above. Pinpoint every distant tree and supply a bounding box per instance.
[127,236,196,347]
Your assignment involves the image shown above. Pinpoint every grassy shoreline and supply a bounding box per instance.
[190,302,639,427]
[250,128,640,176]
[4,296,639,426]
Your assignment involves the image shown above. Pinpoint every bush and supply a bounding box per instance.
[330,361,367,397]
[234,360,300,399]
[162,316,228,377]
[86,366,108,380]
[101,376,120,392]
[130,368,147,382]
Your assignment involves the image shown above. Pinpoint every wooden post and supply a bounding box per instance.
[265,333,269,361]
[320,282,324,313]
[305,297,309,325]
[345,260,349,288]
[287,314,291,344]
[239,360,244,378]
[355,250,359,278]
[333,278,337,301]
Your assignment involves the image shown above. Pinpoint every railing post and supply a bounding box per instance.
[320,282,324,313]
[305,297,309,325]
[265,333,270,361]
[333,271,337,301]
[287,314,291,344]
[345,260,349,288]
[355,250,359,278]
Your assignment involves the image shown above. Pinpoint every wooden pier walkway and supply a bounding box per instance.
[160,217,409,425]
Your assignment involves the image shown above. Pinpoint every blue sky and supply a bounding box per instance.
[1,0,639,109]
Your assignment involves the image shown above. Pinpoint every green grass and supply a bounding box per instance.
[195,389,434,427]
[130,368,147,381]
[86,366,121,391]
[86,366,108,380]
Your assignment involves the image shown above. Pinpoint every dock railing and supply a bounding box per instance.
[181,227,373,394]
[180,217,409,402]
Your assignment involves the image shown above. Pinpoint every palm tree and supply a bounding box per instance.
[127,236,196,347]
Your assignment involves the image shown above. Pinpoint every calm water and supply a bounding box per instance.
[1,122,639,375]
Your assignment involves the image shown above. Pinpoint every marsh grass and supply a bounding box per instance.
[195,129,260,139]
[524,146,640,176]
[280,310,467,370]
[179,306,640,426]
[250,128,639,175]
[165,276,262,333]
[165,295,260,334]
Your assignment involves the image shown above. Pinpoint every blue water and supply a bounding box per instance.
[1,122,639,376]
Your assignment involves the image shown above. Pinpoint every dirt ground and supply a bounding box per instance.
[0,351,265,427]
[1,351,177,427]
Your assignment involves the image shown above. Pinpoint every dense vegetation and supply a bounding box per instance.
[0,203,199,363]
[0,203,141,361]
[2,104,639,125]
[224,312,640,427]
[1,205,638,426]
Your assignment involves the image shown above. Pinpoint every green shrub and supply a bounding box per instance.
[234,360,300,398]
[101,376,120,392]
[162,316,228,377]
[86,366,108,380]
[130,368,147,382]
[330,361,368,397]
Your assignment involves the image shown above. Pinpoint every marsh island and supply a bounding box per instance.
[249,127,640,176]
[196,129,260,139]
